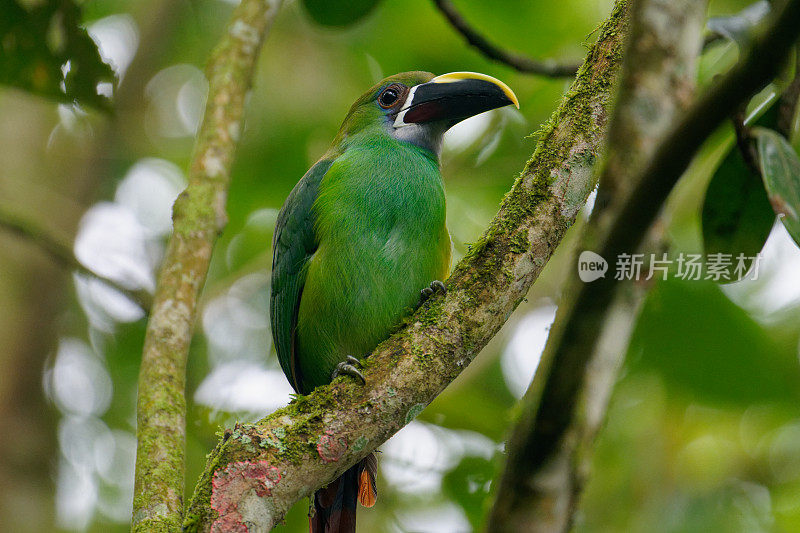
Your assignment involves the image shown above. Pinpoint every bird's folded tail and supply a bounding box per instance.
[310,453,377,533]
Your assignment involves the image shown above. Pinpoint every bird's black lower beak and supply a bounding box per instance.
[395,72,519,128]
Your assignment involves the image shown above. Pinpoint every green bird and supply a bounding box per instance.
[270,70,518,532]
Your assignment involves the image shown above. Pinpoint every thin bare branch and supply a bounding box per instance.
[0,207,152,310]
[431,0,581,77]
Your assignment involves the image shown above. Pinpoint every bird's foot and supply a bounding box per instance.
[331,355,366,385]
[417,280,447,307]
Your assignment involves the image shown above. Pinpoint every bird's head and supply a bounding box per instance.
[333,71,519,155]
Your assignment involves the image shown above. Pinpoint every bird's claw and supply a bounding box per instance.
[418,280,447,307]
[331,355,366,385]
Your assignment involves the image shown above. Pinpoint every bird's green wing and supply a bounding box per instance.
[270,159,333,393]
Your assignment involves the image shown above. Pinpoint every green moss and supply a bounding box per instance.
[183,442,227,531]
[132,517,182,533]
[273,389,342,464]
[413,344,436,370]
[172,185,216,234]
[133,386,186,531]
[446,2,628,319]
[508,229,528,254]
[514,1,626,212]
[279,419,318,464]
[288,393,314,413]
[415,297,445,327]
[423,332,448,346]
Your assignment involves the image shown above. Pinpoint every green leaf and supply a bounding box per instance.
[707,1,770,48]
[301,0,382,27]
[697,40,738,88]
[743,85,780,126]
[0,0,115,110]
[701,104,778,282]
[701,148,774,281]
[753,127,800,247]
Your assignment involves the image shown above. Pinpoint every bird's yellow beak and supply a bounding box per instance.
[431,71,519,109]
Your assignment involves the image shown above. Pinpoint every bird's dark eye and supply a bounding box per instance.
[378,86,401,108]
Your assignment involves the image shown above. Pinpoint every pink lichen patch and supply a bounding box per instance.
[210,460,282,532]
[317,431,347,463]
[211,514,248,533]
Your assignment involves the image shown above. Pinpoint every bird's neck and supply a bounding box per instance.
[335,123,443,161]
[390,123,446,157]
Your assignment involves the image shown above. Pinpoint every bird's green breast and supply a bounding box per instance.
[295,135,451,391]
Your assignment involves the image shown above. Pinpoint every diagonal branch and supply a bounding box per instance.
[131,0,284,531]
[182,1,631,530]
[486,0,707,529]
[0,206,153,310]
[487,0,800,531]
[432,0,581,77]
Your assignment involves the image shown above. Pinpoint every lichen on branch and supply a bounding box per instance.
[132,1,284,532]
[183,1,631,530]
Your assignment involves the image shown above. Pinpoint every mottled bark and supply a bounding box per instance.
[487,0,800,531]
[132,1,283,531]
[182,2,631,530]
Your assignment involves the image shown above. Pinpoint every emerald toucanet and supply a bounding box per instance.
[270,70,518,532]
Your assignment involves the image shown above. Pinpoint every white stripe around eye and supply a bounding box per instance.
[393,85,418,128]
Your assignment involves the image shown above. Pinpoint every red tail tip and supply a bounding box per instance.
[358,468,377,508]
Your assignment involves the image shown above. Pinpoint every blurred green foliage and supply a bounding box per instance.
[2,0,800,532]
[0,0,115,109]
[302,0,384,27]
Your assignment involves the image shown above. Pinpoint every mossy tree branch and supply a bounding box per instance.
[486,0,707,530]
[510,0,800,498]
[182,1,631,530]
[131,1,284,531]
